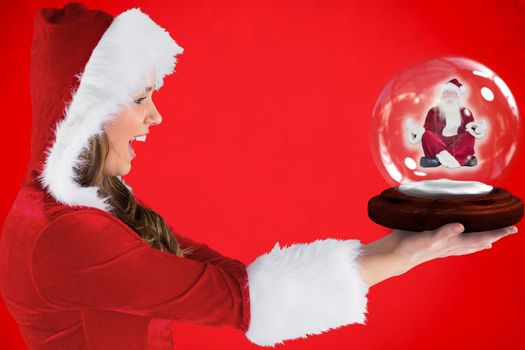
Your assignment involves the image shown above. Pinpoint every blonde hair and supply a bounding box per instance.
[75,132,190,257]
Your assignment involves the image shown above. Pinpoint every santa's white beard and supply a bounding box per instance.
[438,98,462,123]
[438,97,463,136]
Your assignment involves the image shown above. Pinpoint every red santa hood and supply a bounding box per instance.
[27,2,183,212]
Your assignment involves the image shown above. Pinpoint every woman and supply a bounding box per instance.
[0,3,517,349]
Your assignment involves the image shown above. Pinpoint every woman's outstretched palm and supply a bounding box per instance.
[358,223,518,287]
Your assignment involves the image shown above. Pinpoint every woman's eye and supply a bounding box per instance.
[134,96,147,104]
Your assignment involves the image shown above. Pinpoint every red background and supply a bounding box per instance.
[1,1,525,349]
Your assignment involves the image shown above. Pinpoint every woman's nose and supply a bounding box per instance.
[149,113,162,125]
[146,103,162,125]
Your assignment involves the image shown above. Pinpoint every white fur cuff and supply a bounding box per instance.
[244,239,369,347]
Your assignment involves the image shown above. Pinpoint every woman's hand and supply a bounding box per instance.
[357,223,518,288]
[396,223,518,268]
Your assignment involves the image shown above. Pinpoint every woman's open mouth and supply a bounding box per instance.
[128,134,147,159]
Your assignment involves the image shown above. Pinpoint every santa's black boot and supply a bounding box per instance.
[463,155,478,167]
[420,156,441,167]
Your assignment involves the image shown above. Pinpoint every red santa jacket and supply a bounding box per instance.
[0,173,250,349]
[0,3,369,349]
[423,106,475,136]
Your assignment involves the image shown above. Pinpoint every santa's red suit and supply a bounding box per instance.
[421,106,476,165]
[0,3,368,349]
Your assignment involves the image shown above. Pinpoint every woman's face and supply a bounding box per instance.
[103,76,162,177]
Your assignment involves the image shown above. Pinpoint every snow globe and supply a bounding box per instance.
[368,56,523,232]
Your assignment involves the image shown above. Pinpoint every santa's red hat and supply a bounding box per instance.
[28,2,184,211]
[442,78,466,94]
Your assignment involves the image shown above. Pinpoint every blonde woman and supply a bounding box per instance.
[0,3,517,349]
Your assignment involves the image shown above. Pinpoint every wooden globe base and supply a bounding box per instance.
[368,186,523,233]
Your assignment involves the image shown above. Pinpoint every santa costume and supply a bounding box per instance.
[0,3,368,349]
[420,79,476,166]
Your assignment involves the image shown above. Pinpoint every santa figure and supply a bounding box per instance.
[406,78,488,168]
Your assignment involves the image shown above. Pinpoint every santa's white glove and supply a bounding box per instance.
[406,118,425,144]
[465,120,487,140]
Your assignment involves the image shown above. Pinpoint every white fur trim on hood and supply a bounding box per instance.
[244,238,369,347]
[37,8,184,212]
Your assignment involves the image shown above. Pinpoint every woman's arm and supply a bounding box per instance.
[135,195,248,279]
[357,223,518,288]
[31,210,250,331]
[31,209,370,347]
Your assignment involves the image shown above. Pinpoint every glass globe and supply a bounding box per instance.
[369,56,521,196]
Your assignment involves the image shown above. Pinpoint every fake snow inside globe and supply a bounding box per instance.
[368,56,523,232]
